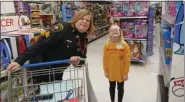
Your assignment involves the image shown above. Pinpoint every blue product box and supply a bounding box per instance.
[161,24,172,64]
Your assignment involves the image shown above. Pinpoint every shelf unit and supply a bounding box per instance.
[110,1,151,63]
[61,4,72,23]
[88,25,109,43]
[112,16,148,63]
[28,3,41,28]
[113,16,148,19]
[157,1,184,102]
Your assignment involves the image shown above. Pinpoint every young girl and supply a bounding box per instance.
[103,24,131,102]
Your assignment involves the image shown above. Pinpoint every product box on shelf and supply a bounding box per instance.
[135,1,148,16]
[121,21,128,38]
[126,41,139,60]
[122,2,129,16]
[127,22,134,38]
[161,25,172,64]
[134,19,147,39]
[129,1,135,16]
[140,41,147,61]
[131,41,140,60]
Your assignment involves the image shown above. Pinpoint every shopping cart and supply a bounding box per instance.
[3,59,97,102]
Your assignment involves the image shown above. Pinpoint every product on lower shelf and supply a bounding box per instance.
[126,40,147,61]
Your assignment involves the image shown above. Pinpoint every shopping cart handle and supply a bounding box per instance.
[22,59,70,68]
[22,58,86,68]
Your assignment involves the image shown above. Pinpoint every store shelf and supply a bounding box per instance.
[113,16,148,19]
[39,14,53,16]
[161,14,176,26]
[32,23,40,25]
[32,16,39,18]
[131,59,146,63]
[124,38,147,41]
[31,10,40,12]
[159,47,171,87]
[88,31,108,44]
[95,25,109,30]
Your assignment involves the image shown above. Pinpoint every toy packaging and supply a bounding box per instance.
[121,21,129,38]
[129,1,135,16]
[131,41,141,60]
[122,2,129,16]
[161,24,172,64]
[127,22,134,38]
[140,41,147,61]
[117,3,122,16]
[135,2,148,16]
[134,1,142,16]
[134,19,147,39]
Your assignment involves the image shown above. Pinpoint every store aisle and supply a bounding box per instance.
[87,35,159,102]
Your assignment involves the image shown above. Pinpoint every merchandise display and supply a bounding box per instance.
[126,40,147,62]
[110,1,149,17]
[157,1,184,102]
[147,6,154,56]
[112,1,149,62]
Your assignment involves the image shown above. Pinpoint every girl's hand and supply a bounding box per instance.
[104,73,108,78]
[123,75,128,81]
[70,56,80,65]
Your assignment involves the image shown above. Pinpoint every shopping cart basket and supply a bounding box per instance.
[4,59,97,102]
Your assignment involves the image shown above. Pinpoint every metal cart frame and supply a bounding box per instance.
[4,59,97,102]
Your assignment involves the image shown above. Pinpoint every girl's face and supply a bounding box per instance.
[109,25,121,42]
[75,15,91,33]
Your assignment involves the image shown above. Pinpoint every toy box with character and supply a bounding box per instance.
[135,1,148,16]
[129,1,135,16]
[140,41,147,61]
[127,22,134,38]
[161,24,172,64]
[126,40,147,61]
[121,21,129,38]
[122,1,129,16]
[134,19,147,39]
[131,41,141,60]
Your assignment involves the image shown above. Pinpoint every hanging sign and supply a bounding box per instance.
[1,15,31,33]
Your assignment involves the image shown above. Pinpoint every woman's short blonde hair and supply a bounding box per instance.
[68,9,95,35]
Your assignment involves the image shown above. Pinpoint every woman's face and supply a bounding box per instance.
[75,15,91,33]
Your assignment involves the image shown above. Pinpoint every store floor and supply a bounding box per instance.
[87,35,159,102]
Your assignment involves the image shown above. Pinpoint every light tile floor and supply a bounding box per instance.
[86,35,159,102]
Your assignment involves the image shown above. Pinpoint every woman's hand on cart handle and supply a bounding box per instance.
[70,56,81,65]
[6,62,20,72]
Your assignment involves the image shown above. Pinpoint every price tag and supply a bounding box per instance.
[166,48,171,57]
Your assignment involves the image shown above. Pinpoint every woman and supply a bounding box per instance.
[6,9,95,82]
